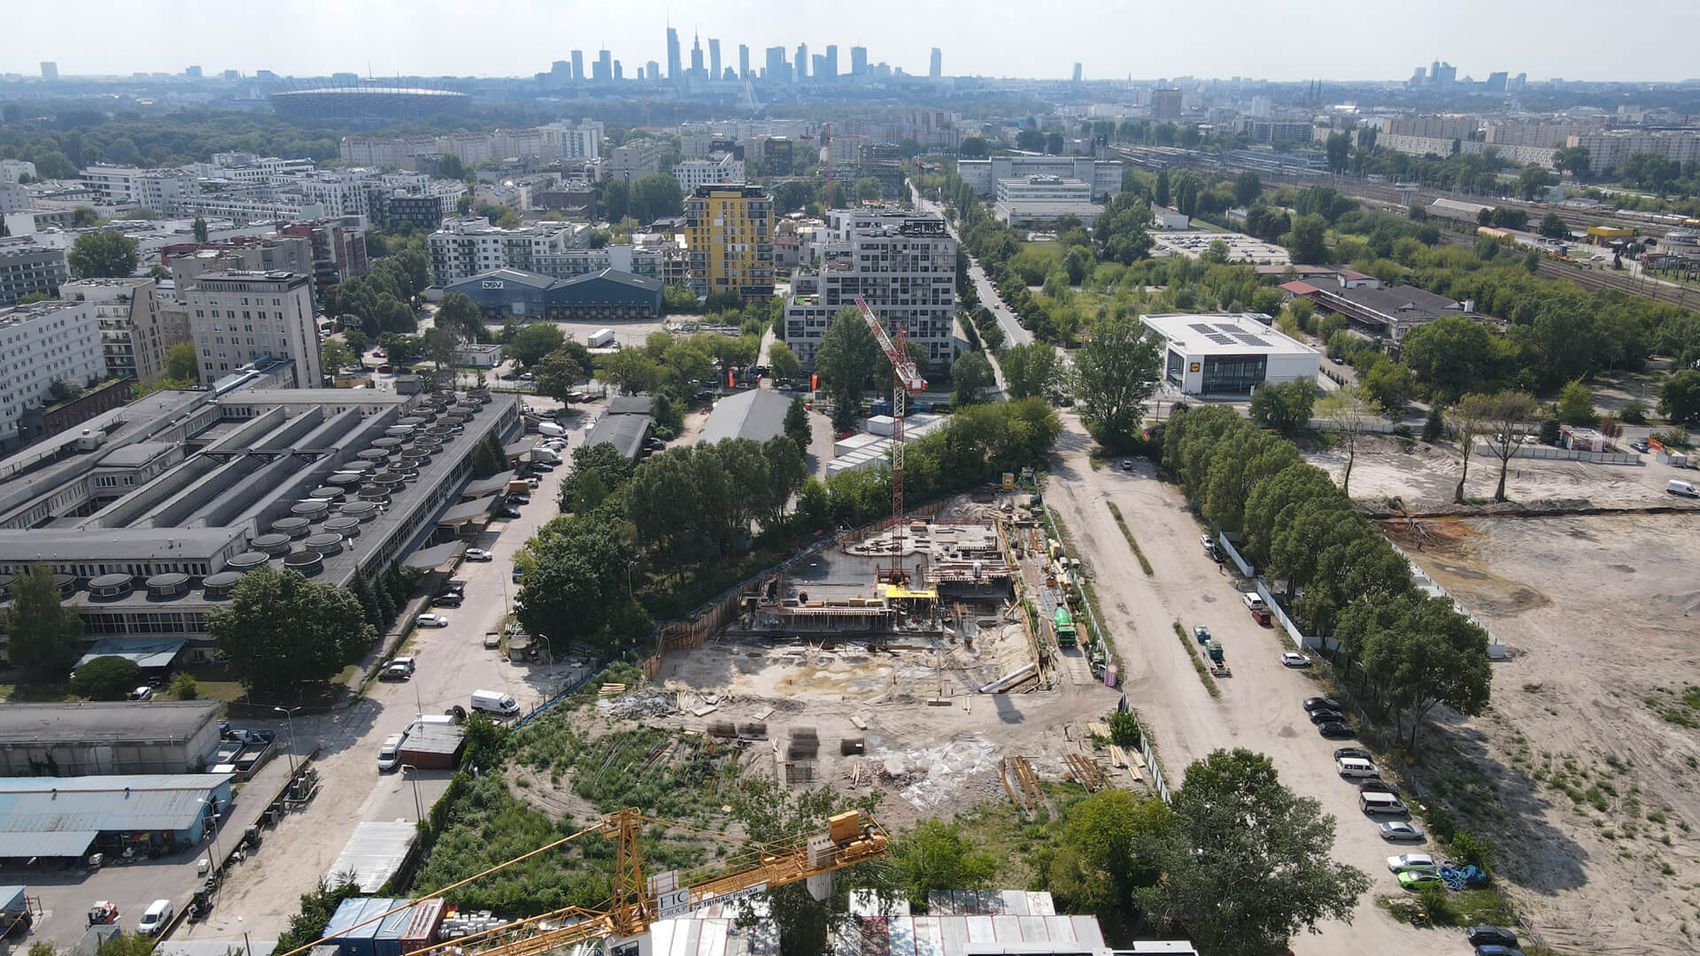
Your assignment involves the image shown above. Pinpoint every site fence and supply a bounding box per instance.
[1118,693,1171,805]
[1473,443,1640,466]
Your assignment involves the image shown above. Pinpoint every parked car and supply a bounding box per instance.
[431,594,463,608]
[508,494,531,506]
[377,734,404,772]
[465,548,493,561]
[416,614,449,628]
[1379,820,1426,841]
[497,507,522,519]
[1281,651,1312,668]
[1336,757,1379,778]
[1472,946,1526,956]
[1119,459,1134,471]
[379,663,412,682]
[389,656,415,674]
[1387,853,1436,873]
[1317,721,1355,739]
[1630,440,1650,453]
[1396,869,1444,891]
[138,900,173,936]
[1304,697,1342,713]
[512,567,524,582]
[1359,780,1400,797]
[128,686,154,701]
[1466,926,1520,948]
[1334,747,1373,761]
[1200,534,1216,553]
[1192,624,1211,643]
[1242,591,1266,612]
[1309,709,1345,724]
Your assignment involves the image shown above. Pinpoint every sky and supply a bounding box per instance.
[9,0,1700,84]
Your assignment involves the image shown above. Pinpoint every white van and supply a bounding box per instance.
[1668,479,1699,498]
[537,421,566,438]
[377,733,404,772]
[1336,757,1379,778]
[1360,791,1408,816]
[470,689,520,717]
[138,899,173,936]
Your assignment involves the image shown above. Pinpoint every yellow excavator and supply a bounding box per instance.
[278,806,890,956]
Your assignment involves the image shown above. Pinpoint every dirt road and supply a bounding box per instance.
[1046,418,1442,954]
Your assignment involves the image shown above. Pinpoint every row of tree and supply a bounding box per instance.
[322,248,431,342]
[1161,405,1494,748]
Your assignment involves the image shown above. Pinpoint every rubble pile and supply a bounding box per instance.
[596,689,678,719]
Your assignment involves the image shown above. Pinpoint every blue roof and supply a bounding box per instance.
[76,638,188,670]
[0,774,231,845]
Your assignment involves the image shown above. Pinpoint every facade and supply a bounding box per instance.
[685,185,775,301]
[0,299,105,447]
[1279,276,1470,344]
[81,165,194,210]
[957,156,1123,201]
[427,217,587,286]
[1140,313,1319,396]
[370,180,465,232]
[187,271,321,387]
[672,154,745,195]
[1567,130,1700,175]
[0,240,69,306]
[444,268,663,321]
[784,210,956,367]
[61,278,181,382]
[0,773,233,862]
[609,138,669,182]
[280,220,370,298]
[0,701,222,776]
[1151,88,1183,120]
[994,175,1101,227]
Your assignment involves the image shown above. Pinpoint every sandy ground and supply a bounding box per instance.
[1392,512,1700,955]
[1312,435,1700,511]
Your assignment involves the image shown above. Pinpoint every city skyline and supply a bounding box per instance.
[9,0,1700,84]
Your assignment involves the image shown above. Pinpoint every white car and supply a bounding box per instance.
[416,614,450,628]
[1379,820,1426,841]
[127,686,154,701]
[1281,651,1312,668]
[1387,853,1436,873]
[465,548,493,561]
[544,439,567,450]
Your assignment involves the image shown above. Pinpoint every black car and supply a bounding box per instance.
[1318,721,1355,739]
[1303,697,1342,712]
[1359,780,1400,797]
[431,595,463,608]
[497,507,522,519]
[1309,709,1346,724]
[1334,747,1372,761]
[1466,926,1519,948]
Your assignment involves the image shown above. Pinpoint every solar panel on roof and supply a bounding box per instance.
[1206,334,1235,345]
[1188,323,1217,335]
[1234,333,1270,347]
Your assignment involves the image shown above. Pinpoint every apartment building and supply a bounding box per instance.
[280,220,370,298]
[61,278,183,382]
[427,217,588,286]
[0,240,70,306]
[80,165,194,210]
[1567,130,1700,174]
[672,153,745,194]
[994,175,1102,227]
[0,299,104,445]
[783,210,956,367]
[187,271,320,387]
[610,138,670,182]
[685,185,774,301]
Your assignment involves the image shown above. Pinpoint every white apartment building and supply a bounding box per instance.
[187,271,320,388]
[672,153,745,194]
[80,165,194,211]
[783,210,957,367]
[0,299,104,445]
[610,139,669,182]
[0,160,37,183]
[62,277,176,382]
[1567,130,1700,175]
[427,217,587,286]
[0,182,27,215]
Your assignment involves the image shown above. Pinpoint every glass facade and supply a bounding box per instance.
[1201,355,1268,395]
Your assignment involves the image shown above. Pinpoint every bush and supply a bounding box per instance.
[1108,710,1143,747]
[1652,428,1692,449]
[170,672,200,700]
[1447,830,1497,872]
[70,656,141,700]
[1537,416,1561,446]
[1619,400,1647,425]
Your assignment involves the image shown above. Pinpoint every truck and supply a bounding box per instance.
[470,689,521,718]
[587,328,616,349]
[1052,606,1077,648]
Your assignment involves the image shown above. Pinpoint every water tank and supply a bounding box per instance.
[203,571,244,599]
[305,532,343,556]
[272,516,311,538]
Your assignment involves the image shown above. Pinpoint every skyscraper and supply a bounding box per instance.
[690,32,705,78]
[765,46,789,82]
[1072,62,1083,83]
[666,26,682,81]
[40,62,58,80]
[929,48,941,79]
[594,49,613,82]
[824,45,838,80]
[571,49,584,81]
[647,61,661,82]
[709,38,722,81]
[850,46,868,76]
[794,44,808,82]
[739,44,751,79]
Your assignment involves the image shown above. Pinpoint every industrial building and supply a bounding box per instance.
[442,268,663,321]
[0,701,223,776]
[0,773,232,863]
[0,381,521,655]
[584,396,655,460]
[1279,275,1471,344]
[699,390,795,446]
[1140,313,1320,396]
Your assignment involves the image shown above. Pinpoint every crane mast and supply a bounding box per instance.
[855,296,927,585]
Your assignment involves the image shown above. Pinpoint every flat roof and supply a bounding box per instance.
[0,774,231,849]
[1141,313,1319,357]
[327,821,420,894]
[0,700,219,746]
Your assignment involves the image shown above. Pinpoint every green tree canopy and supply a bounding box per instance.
[999,341,1061,401]
[68,230,138,278]
[164,341,199,382]
[505,324,565,368]
[435,292,484,343]
[814,308,879,432]
[630,174,684,224]
[892,820,998,909]
[1661,369,1700,427]
[950,351,994,405]
[1250,379,1318,438]
[783,397,811,451]
[767,340,802,383]
[208,567,372,699]
[3,566,83,681]
[1070,316,1161,450]
[533,347,586,403]
[70,655,141,700]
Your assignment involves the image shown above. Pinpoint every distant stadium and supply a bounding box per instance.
[270,86,472,123]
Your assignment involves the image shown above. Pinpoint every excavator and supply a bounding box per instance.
[278,806,889,956]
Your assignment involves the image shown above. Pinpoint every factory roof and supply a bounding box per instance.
[0,700,219,746]
[1140,313,1318,357]
[0,774,230,855]
[326,822,421,894]
[699,390,794,446]
[75,638,189,671]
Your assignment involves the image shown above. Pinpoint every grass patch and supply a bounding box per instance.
[0,681,74,702]
[1170,620,1221,699]
[1643,684,1700,728]
[182,663,248,702]
[1105,502,1154,576]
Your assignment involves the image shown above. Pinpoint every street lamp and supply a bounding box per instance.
[197,797,222,873]
[272,706,301,780]
[400,765,425,822]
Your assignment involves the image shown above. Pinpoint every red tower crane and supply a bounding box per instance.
[855,296,926,585]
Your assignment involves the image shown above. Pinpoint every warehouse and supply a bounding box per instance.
[0,773,231,862]
[1140,313,1320,396]
[0,701,223,777]
[698,390,794,446]
[443,268,663,321]
[584,396,655,461]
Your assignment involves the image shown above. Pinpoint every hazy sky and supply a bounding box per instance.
[10,0,1700,84]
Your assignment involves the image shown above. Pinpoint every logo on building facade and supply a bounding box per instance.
[482,280,504,290]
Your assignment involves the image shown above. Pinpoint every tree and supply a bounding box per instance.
[192,216,209,243]
[1154,169,1171,208]
[506,323,565,368]
[768,340,802,383]
[1000,341,1061,401]
[1232,171,1263,207]
[951,352,994,405]
[170,671,199,700]
[783,397,811,451]
[1447,396,1488,503]
[70,655,140,700]
[68,231,138,278]
[1316,388,1374,495]
[208,567,372,700]
[1070,316,1161,451]
[1038,789,1170,914]
[1401,315,1499,401]
[1659,369,1700,427]
[321,339,357,375]
[814,308,879,432]
[1556,380,1598,425]
[1538,211,1569,239]
[1138,749,1370,956]
[533,347,585,403]
[1285,214,1329,265]
[1465,390,1540,502]
[1517,165,1551,200]
[855,177,883,202]
[1358,359,1416,420]
[1348,592,1493,749]
[435,292,483,343]
[1325,131,1352,172]
[1250,380,1317,438]
[892,820,998,909]
[958,137,990,159]
[630,174,684,224]
[3,566,83,681]
[378,333,424,366]
[436,153,468,180]
[164,341,199,382]
[517,509,636,654]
